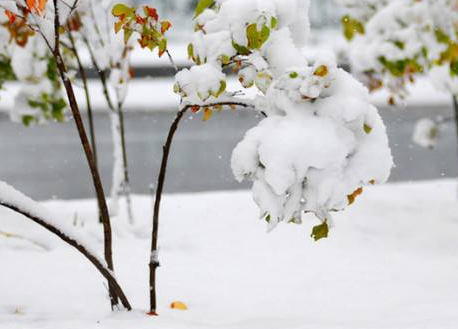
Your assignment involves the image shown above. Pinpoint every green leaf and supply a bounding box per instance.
[451,60,458,76]
[0,56,16,90]
[187,43,194,60]
[123,28,133,44]
[311,222,329,242]
[51,98,67,122]
[271,16,278,29]
[435,29,450,44]
[232,41,251,56]
[246,23,270,50]
[342,15,364,41]
[364,123,373,134]
[158,38,168,57]
[22,115,36,127]
[194,0,214,18]
[215,80,226,97]
[112,3,131,17]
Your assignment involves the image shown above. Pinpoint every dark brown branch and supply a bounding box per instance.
[149,101,255,314]
[67,27,98,168]
[79,32,115,112]
[0,201,131,311]
[52,0,118,308]
[452,95,458,175]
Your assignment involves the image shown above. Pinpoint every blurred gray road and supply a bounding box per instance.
[0,104,457,200]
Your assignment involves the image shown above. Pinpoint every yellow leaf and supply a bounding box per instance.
[347,187,363,205]
[314,65,328,77]
[203,108,212,121]
[170,301,188,310]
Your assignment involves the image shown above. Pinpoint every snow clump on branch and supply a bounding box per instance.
[175,0,393,237]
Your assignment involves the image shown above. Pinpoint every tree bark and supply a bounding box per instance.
[67,28,98,167]
[149,102,254,314]
[67,27,102,223]
[452,95,458,197]
[52,0,118,308]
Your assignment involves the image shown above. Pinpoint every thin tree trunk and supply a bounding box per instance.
[117,103,135,224]
[149,102,254,314]
[109,111,123,216]
[82,35,134,223]
[52,1,118,308]
[0,200,132,311]
[67,28,98,167]
[67,27,102,223]
[452,95,458,197]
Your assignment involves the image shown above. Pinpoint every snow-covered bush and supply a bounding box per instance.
[338,0,458,101]
[175,0,393,235]
[339,0,458,154]
[0,4,68,125]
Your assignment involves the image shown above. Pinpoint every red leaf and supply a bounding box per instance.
[144,6,158,21]
[5,10,16,24]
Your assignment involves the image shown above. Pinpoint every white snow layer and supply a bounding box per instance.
[174,0,393,230]
[0,180,106,266]
[1,181,458,328]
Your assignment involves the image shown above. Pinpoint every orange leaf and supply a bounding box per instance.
[170,301,188,310]
[39,0,47,11]
[26,0,47,13]
[347,187,363,205]
[26,0,35,10]
[161,21,172,34]
[203,108,212,121]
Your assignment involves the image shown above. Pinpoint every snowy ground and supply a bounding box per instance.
[1,180,458,329]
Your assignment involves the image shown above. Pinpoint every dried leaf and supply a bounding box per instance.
[170,301,188,310]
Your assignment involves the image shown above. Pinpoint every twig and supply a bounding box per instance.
[149,101,255,314]
[52,0,118,308]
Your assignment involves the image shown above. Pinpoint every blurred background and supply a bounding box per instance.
[0,0,456,200]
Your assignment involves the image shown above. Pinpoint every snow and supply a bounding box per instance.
[413,118,439,149]
[340,0,458,99]
[1,180,458,328]
[232,65,392,230]
[0,180,105,266]
[176,0,392,226]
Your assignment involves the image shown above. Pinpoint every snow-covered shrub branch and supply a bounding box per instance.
[0,3,69,124]
[0,180,132,310]
[338,0,458,102]
[0,0,123,309]
[339,0,458,154]
[178,0,392,234]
